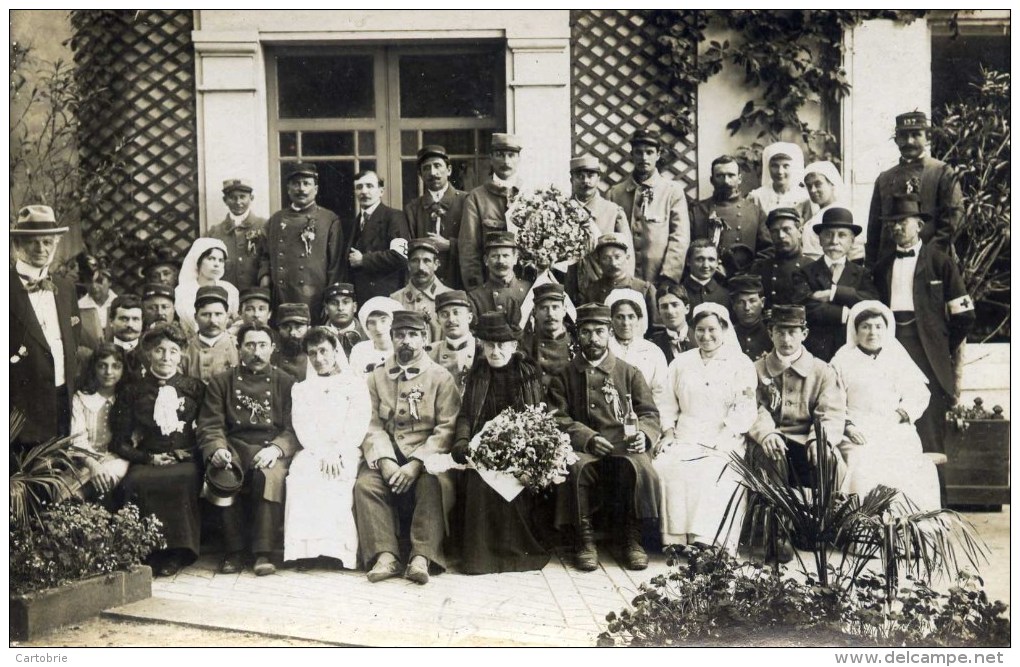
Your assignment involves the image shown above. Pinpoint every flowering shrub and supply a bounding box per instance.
[468,402,578,493]
[10,501,165,596]
[507,186,595,268]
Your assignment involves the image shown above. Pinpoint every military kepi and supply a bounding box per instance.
[490,133,522,152]
[770,304,807,328]
[435,290,471,311]
[727,274,763,295]
[222,178,253,194]
[391,310,428,331]
[285,162,318,180]
[195,285,230,309]
[766,207,801,228]
[575,303,612,326]
[142,283,175,301]
[484,231,517,250]
[324,282,356,301]
[239,286,272,305]
[629,129,660,148]
[895,111,931,131]
[533,282,567,304]
[570,155,603,173]
[417,145,449,165]
[277,302,311,325]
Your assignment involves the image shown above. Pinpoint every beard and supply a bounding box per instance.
[581,341,606,361]
[280,337,303,356]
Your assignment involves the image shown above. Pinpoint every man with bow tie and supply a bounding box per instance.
[865,111,962,267]
[428,290,477,395]
[355,311,460,585]
[10,205,82,449]
[404,145,467,289]
[607,130,691,286]
[206,178,268,291]
[792,208,878,362]
[459,133,523,291]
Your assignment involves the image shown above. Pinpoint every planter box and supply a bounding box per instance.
[945,420,1011,509]
[10,565,151,642]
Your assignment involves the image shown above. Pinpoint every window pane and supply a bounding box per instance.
[302,131,355,157]
[279,132,298,157]
[402,161,420,208]
[454,157,488,192]
[421,130,474,155]
[401,131,419,156]
[358,131,376,156]
[399,52,499,118]
[278,55,374,118]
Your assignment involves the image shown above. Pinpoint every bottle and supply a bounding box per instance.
[623,393,639,438]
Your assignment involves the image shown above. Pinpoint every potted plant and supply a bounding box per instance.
[9,410,165,642]
[944,397,1010,509]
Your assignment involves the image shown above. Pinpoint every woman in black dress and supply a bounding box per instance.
[451,312,551,574]
[111,323,205,576]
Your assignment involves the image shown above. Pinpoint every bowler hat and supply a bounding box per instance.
[727,274,764,295]
[323,282,356,302]
[285,162,318,181]
[239,286,272,305]
[407,238,439,257]
[391,310,428,332]
[417,145,450,165]
[569,155,603,173]
[12,205,69,235]
[575,303,612,326]
[195,284,230,309]
[221,178,253,194]
[142,283,175,301]
[766,207,801,228]
[490,133,522,152]
[484,231,518,250]
[882,194,931,222]
[474,311,523,342]
[629,129,660,149]
[436,290,471,311]
[595,233,629,254]
[769,304,807,328]
[533,282,566,304]
[812,206,862,237]
[895,111,931,132]
[277,302,310,325]
[202,463,244,508]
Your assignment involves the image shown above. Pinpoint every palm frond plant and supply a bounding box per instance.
[9,408,87,530]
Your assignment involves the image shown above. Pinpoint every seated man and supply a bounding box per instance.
[322,282,365,357]
[197,323,299,576]
[520,283,577,387]
[428,290,477,395]
[355,311,461,585]
[271,303,311,381]
[547,303,661,572]
[181,285,239,384]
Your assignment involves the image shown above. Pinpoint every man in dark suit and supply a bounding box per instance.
[343,169,410,305]
[206,178,268,292]
[10,205,82,448]
[681,239,731,313]
[873,194,974,462]
[404,145,467,289]
[793,207,879,362]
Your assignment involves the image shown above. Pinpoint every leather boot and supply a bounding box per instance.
[575,517,598,572]
[623,518,648,570]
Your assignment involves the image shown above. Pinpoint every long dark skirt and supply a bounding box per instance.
[120,461,202,559]
[459,470,550,575]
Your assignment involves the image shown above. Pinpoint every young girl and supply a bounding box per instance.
[68,343,131,501]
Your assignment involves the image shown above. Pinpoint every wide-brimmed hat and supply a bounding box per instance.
[202,463,244,508]
[812,206,862,236]
[195,284,230,309]
[277,302,310,325]
[12,205,69,236]
[436,290,471,311]
[769,304,807,328]
[391,310,427,332]
[882,194,931,223]
[474,311,523,342]
[575,303,612,326]
[895,111,931,132]
[221,178,253,194]
[490,133,522,152]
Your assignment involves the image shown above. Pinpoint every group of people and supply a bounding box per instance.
[10,109,975,580]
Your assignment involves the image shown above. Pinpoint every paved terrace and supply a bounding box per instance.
[105,508,1010,647]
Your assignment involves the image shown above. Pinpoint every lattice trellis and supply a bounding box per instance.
[72,10,198,293]
[571,10,699,198]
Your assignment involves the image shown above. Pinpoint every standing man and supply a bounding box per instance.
[270,303,311,382]
[428,290,477,395]
[567,155,633,300]
[466,231,532,325]
[207,178,268,292]
[404,145,467,289]
[459,133,523,290]
[105,295,148,382]
[181,285,239,384]
[873,194,974,462]
[682,239,731,313]
[390,238,451,343]
[607,130,691,286]
[355,311,461,585]
[10,205,81,448]
[343,170,410,305]
[866,112,963,267]
[141,283,177,330]
[748,208,812,309]
[198,323,299,576]
[690,155,772,262]
[260,162,344,322]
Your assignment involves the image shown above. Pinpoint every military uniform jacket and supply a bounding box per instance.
[391,278,451,343]
[207,213,268,291]
[181,333,239,384]
[572,195,634,298]
[269,350,308,383]
[342,203,410,305]
[732,320,772,362]
[581,274,659,327]
[261,204,344,319]
[428,336,477,394]
[749,253,813,308]
[361,354,461,468]
[459,181,518,290]
[749,349,846,448]
[607,171,691,284]
[10,268,81,445]
[873,243,975,395]
[468,276,531,325]
[690,195,773,259]
[792,258,879,362]
[404,187,467,289]
[521,329,576,387]
[866,156,962,266]
[682,275,731,313]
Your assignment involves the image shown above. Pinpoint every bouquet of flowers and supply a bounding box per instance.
[507,185,595,269]
[468,402,578,501]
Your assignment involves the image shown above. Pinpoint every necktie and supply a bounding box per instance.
[895,249,916,259]
[828,261,845,283]
[359,211,367,230]
[20,275,55,293]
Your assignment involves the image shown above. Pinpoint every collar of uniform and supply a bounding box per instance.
[113,336,138,352]
[228,211,251,228]
[491,173,518,190]
[382,353,431,378]
[407,278,444,299]
[428,186,449,203]
[198,332,227,347]
[710,191,741,205]
[572,349,615,374]
[764,347,813,378]
[333,321,359,334]
[239,363,274,379]
[15,260,47,282]
[630,170,662,190]
[685,275,712,288]
[541,329,569,342]
[898,152,929,167]
[487,275,515,289]
[444,335,473,351]
[290,202,317,213]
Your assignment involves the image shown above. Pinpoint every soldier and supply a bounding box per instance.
[459,133,523,290]
[681,239,731,313]
[727,275,772,362]
[322,282,365,358]
[520,282,577,388]
[580,233,658,326]
[647,283,696,364]
[607,129,691,286]
[141,244,181,289]
[428,290,477,395]
[466,231,532,325]
[404,145,467,289]
[141,282,177,330]
[180,285,239,384]
[260,162,344,322]
[270,303,311,382]
[343,170,411,304]
[237,287,272,328]
[866,112,963,267]
[206,178,268,291]
[390,238,451,343]
[690,155,772,262]
[748,208,812,309]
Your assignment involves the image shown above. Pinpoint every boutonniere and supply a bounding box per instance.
[245,228,262,255]
[759,376,781,413]
[428,202,447,233]
[10,345,28,364]
[600,378,624,422]
[406,386,425,422]
[707,211,728,246]
[905,176,921,195]
[300,217,317,256]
